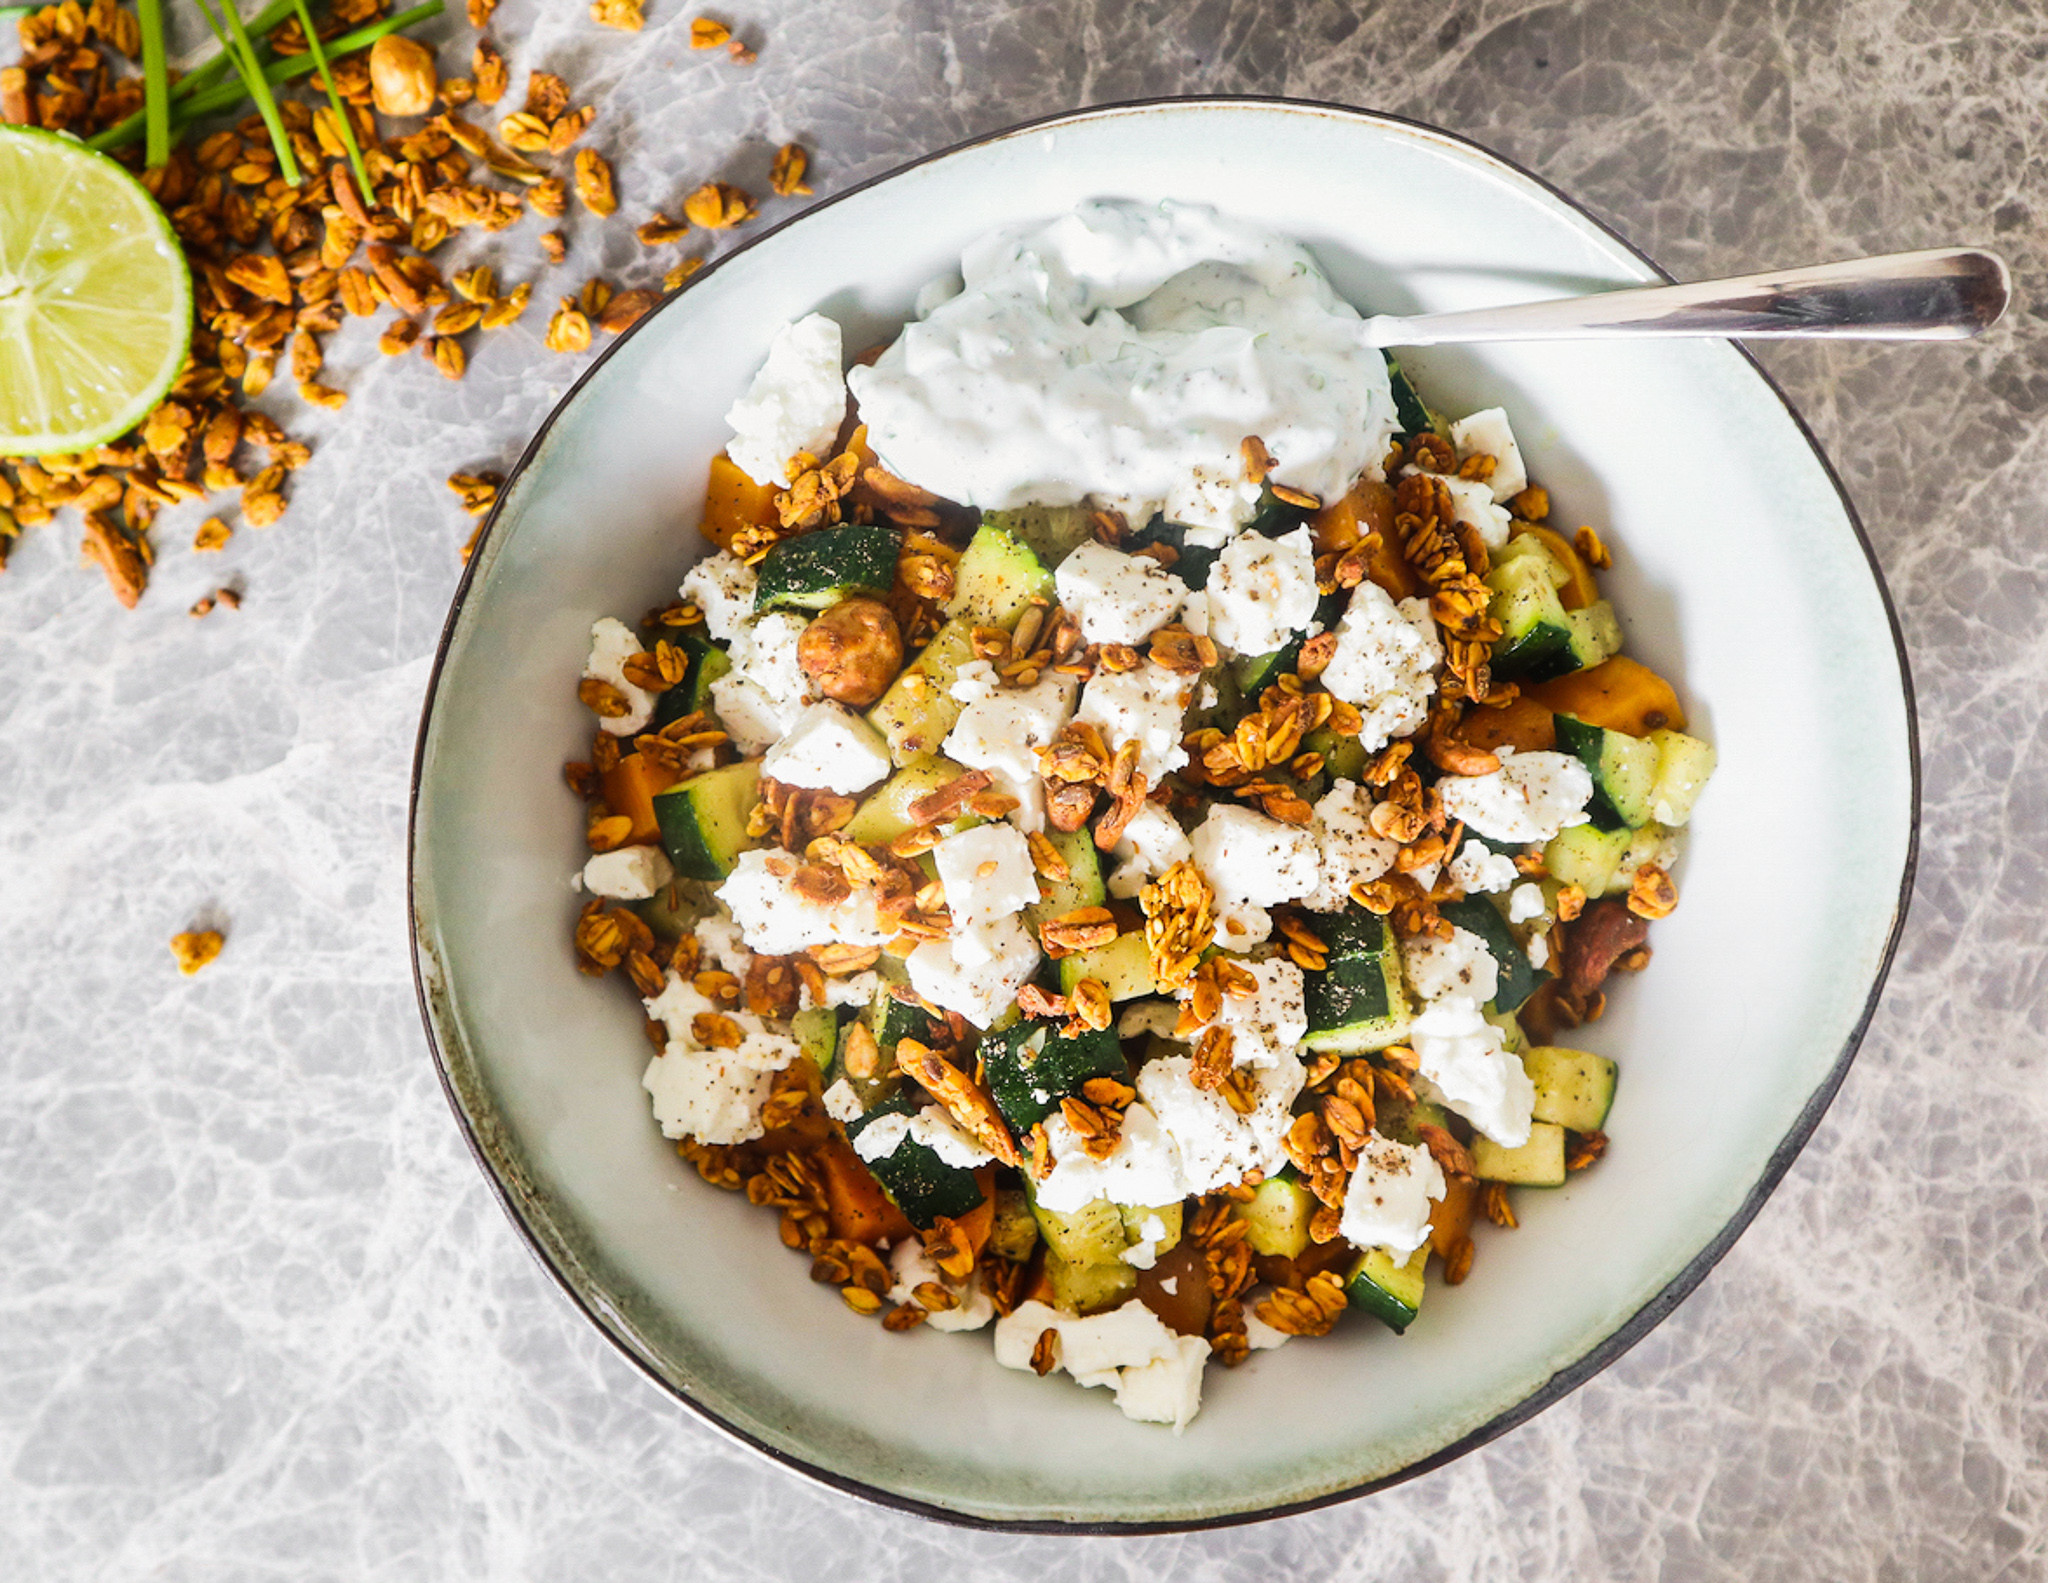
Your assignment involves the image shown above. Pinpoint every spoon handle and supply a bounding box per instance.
[1362,247,2011,347]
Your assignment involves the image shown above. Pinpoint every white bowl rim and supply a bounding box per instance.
[406,94,1921,1534]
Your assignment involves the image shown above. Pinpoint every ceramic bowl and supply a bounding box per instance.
[409,98,1916,1530]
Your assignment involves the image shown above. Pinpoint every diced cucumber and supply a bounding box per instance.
[754,523,901,613]
[1023,825,1106,932]
[1437,895,1547,1014]
[1027,1187,1131,1267]
[1646,728,1717,826]
[1119,1202,1184,1255]
[868,618,977,766]
[1472,1120,1568,1187]
[1045,1250,1138,1316]
[652,760,761,881]
[648,630,731,731]
[790,1007,838,1071]
[1303,914,1413,1053]
[1524,1046,1617,1131]
[1384,352,1444,441]
[844,1092,986,1229]
[1542,821,1633,896]
[1553,715,1658,831]
[981,1022,1128,1133]
[841,755,971,845]
[982,505,1095,569]
[1242,1174,1313,1258]
[990,1188,1041,1260]
[1347,1243,1429,1334]
[943,524,1054,629]
[1057,930,1157,1002]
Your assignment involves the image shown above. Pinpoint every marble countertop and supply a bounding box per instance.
[5,0,2043,1576]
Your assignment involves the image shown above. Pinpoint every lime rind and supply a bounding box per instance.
[0,126,194,457]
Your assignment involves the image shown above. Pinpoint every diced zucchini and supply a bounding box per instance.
[1347,1243,1429,1334]
[844,1093,985,1229]
[1057,930,1157,1002]
[943,524,1054,628]
[1484,1004,1527,1054]
[990,1188,1041,1260]
[1240,483,1315,541]
[1374,1092,1452,1147]
[1119,1201,1184,1255]
[981,1021,1128,1133]
[1044,1250,1138,1316]
[1542,821,1633,897]
[841,755,970,845]
[868,618,977,765]
[1242,1174,1312,1258]
[1646,728,1717,826]
[1437,895,1547,1014]
[1564,601,1622,668]
[632,875,703,942]
[1554,714,1657,831]
[1472,1120,1568,1187]
[1303,914,1413,1053]
[1023,825,1106,932]
[1487,545,1621,682]
[754,523,900,613]
[1524,1046,1617,1131]
[1027,1188,1131,1267]
[1129,518,1223,590]
[1303,724,1368,784]
[652,759,761,881]
[982,505,1095,568]
[1384,352,1444,441]
[790,1007,838,1070]
[648,630,731,731]
[1616,822,1680,884]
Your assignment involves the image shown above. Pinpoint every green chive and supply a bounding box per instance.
[291,0,373,207]
[85,0,301,156]
[190,0,301,186]
[136,0,170,169]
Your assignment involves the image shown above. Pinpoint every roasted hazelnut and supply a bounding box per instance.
[370,36,439,117]
[797,597,903,706]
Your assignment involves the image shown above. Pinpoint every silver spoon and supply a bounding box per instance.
[1361,247,2010,347]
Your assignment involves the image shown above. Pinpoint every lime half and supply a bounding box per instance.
[0,127,192,457]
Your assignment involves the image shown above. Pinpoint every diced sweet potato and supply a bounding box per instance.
[599,752,678,845]
[817,1135,914,1245]
[1314,480,1422,601]
[701,449,781,550]
[1527,656,1686,736]
[1428,1175,1477,1260]
[1462,694,1557,754]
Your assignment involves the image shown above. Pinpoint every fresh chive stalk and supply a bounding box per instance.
[290,0,372,206]
[0,5,36,23]
[136,0,170,168]
[190,0,301,186]
[85,0,302,155]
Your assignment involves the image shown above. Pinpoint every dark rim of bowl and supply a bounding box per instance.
[407,94,1921,1535]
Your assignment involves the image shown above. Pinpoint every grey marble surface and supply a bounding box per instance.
[4,0,2044,1576]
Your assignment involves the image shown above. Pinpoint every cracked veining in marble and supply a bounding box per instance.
[3,0,2045,1576]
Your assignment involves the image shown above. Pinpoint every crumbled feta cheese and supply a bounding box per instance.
[1400,926,1500,1005]
[1119,1213,1170,1270]
[950,658,1001,704]
[821,1078,863,1123]
[942,670,1078,831]
[1188,803,1319,908]
[994,1298,1208,1427]
[644,968,802,1071]
[584,617,657,735]
[1436,749,1593,843]
[906,912,1040,1026]
[1507,881,1547,924]
[1242,1300,1291,1352]
[1179,591,1210,637]
[680,549,758,642]
[851,1110,913,1163]
[1112,1334,1211,1433]
[1440,474,1512,548]
[1179,957,1305,1069]
[1033,1100,1188,1213]
[1450,407,1527,503]
[717,848,891,955]
[642,1053,776,1147]
[1108,801,1193,899]
[1318,583,1441,752]
[1054,541,1190,646]
[711,611,814,754]
[762,700,894,794]
[803,968,878,1012]
[1337,1133,1447,1256]
[856,1104,997,1170]
[1137,1052,1304,1195]
[932,823,1039,935]
[704,677,783,757]
[1447,838,1519,896]
[1528,930,1551,970]
[1205,526,1320,657]
[695,915,752,976]
[724,313,847,487]
[1074,660,1195,784]
[888,1237,994,1332]
[1409,995,1534,1147]
[581,843,674,901]
[1300,779,1400,912]
[1213,897,1273,949]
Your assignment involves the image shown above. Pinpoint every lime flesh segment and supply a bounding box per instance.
[0,127,193,457]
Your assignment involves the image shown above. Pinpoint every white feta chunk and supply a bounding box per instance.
[1337,1133,1447,1257]
[1400,925,1500,1006]
[1409,995,1534,1147]
[1204,526,1320,657]
[1074,660,1195,785]
[1212,897,1273,950]
[888,1237,995,1332]
[850,1111,912,1163]
[1301,779,1400,912]
[1528,930,1551,970]
[643,968,803,1072]
[762,700,894,794]
[1242,1300,1292,1352]
[1436,749,1593,844]
[581,843,674,901]
[1450,406,1528,503]
[1507,881,1547,924]
[724,313,847,487]
[1054,541,1190,646]
[679,549,758,642]
[1120,1213,1169,1270]
[1112,1333,1211,1433]
[932,822,1039,934]
[1033,1100,1188,1214]
[994,1300,1199,1423]
[641,1053,776,1146]
[1108,801,1193,899]
[694,915,752,976]
[855,1104,996,1171]
[1137,1052,1304,1195]
[1178,957,1305,1070]
[1188,803,1319,908]
[1440,474,1513,548]
[942,670,1078,831]
[1447,838,1519,896]
[906,912,1040,1027]
[1318,583,1441,753]
[710,611,814,754]
[821,1078,863,1123]
[716,848,891,956]
[584,617,657,735]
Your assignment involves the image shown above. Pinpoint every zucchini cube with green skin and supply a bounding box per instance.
[1044,1249,1138,1316]
[990,1188,1041,1260]
[1374,1092,1453,1148]
[1646,728,1717,826]
[943,524,1054,628]
[1472,1120,1568,1187]
[652,759,761,881]
[1437,894,1547,1013]
[1347,1243,1429,1334]
[980,1021,1128,1133]
[1486,549,1622,683]
[843,1094,985,1230]
[647,631,730,731]
[1023,826,1107,933]
[841,755,971,846]
[1026,1188,1131,1267]
[753,523,901,613]
[981,504,1095,568]
[1302,914,1413,1054]
[1554,715,1658,830]
[1543,821,1633,897]
[1242,1174,1313,1259]
[1524,1047,1618,1131]
[1384,352,1444,441]
[868,618,977,766]
[1056,930,1157,1002]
